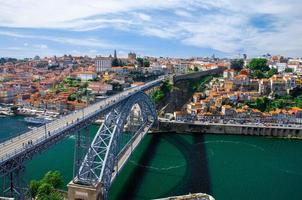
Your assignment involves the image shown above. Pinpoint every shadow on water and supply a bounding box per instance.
[112,135,161,200]
[190,134,211,194]
[163,134,211,196]
[111,133,211,200]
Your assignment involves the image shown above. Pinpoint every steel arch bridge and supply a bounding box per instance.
[69,91,158,199]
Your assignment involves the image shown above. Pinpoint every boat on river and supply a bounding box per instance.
[0,107,14,116]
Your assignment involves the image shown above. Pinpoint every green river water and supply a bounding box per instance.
[1,116,302,200]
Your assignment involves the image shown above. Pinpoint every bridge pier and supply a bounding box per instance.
[68,181,103,200]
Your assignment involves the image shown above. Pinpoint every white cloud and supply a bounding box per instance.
[174,10,193,18]
[0,30,127,49]
[136,13,152,21]
[33,44,48,49]
[0,0,302,56]
[0,0,181,28]
[142,27,178,39]
[0,45,57,58]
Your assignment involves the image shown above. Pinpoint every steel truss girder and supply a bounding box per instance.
[0,101,123,199]
[1,165,26,199]
[0,100,124,178]
[75,92,157,198]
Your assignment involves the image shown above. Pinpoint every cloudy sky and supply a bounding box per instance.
[0,0,301,58]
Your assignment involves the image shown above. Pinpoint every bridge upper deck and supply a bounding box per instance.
[0,77,164,165]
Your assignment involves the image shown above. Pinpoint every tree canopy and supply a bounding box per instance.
[112,58,125,67]
[136,57,144,67]
[151,79,173,103]
[136,57,150,67]
[245,89,302,112]
[112,58,119,67]
[161,79,173,94]
[230,59,244,71]
[247,58,274,78]
[285,67,293,73]
[248,58,269,71]
[144,59,150,67]
[267,67,278,78]
[0,57,17,65]
[29,171,64,200]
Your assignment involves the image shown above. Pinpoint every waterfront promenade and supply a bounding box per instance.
[158,118,302,137]
[0,77,164,164]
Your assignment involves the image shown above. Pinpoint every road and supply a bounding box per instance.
[158,118,302,130]
[0,77,164,163]
[111,122,152,182]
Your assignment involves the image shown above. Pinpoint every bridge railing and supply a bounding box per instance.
[0,77,165,164]
[0,107,101,163]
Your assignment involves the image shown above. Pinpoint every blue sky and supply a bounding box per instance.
[0,0,301,58]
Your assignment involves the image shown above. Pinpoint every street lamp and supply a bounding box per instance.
[44,123,47,138]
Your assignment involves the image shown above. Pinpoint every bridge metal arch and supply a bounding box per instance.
[75,91,157,196]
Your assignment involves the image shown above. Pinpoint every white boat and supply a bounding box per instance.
[0,110,14,116]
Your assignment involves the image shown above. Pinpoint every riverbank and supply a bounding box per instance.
[158,120,302,139]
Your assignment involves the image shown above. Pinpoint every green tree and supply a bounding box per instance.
[230,59,244,71]
[78,82,88,89]
[29,180,40,198]
[252,70,265,79]
[136,57,150,67]
[266,67,278,78]
[111,82,123,91]
[37,183,53,197]
[160,79,173,94]
[112,58,119,67]
[248,58,270,72]
[194,66,199,72]
[143,59,150,67]
[68,93,77,101]
[150,79,173,103]
[285,67,293,73]
[29,171,64,200]
[39,191,64,200]
[270,99,286,110]
[42,171,63,189]
[151,90,165,103]
[190,75,213,92]
[290,87,302,98]
[246,97,270,112]
[136,57,144,67]
[91,77,100,82]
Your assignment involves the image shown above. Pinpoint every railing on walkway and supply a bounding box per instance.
[0,77,164,164]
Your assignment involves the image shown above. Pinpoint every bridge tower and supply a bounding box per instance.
[0,156,27,199]
[68,92,157,200]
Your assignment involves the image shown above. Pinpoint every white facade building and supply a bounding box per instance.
[76,72,97,81]
[223,69,235,79]
[173,63,188,74]
[95,57,112,73]
[276,63,287,72]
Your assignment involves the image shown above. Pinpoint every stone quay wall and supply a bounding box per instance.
[158,121,302,138]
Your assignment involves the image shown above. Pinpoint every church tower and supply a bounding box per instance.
[114,50,117,58]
